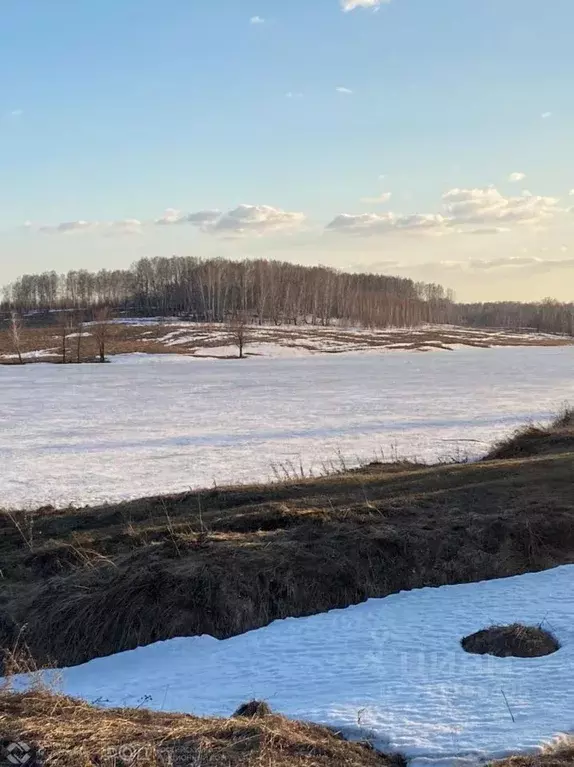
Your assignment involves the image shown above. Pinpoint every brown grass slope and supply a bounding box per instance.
[1,416,574,671]
[494,747,574,767]
[0,690,402,767]
[485,408,574,460]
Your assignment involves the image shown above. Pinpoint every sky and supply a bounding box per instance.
[1,0,574,302]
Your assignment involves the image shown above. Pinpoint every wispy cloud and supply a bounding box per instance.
[541,112,553,119]
[341,0,390,11]
[336,86,353,95]
[327,212,448,236]
[508,172,526,183]
[39,219,143,236]
[9,109,23,118]
[286,92,304,99]
[155,209,221,226]
[361,192,392,204]
[249,15,265,24]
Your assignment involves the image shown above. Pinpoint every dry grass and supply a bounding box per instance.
[461,624,560,658]
[0,689,403,766]
[494,743,574,767]
[485,408,574,460]
[1,419,573,671]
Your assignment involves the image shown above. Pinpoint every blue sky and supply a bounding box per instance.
[1,0,574,300]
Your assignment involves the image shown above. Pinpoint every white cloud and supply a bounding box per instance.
[184,210,222,225]
[38,219,142,236]
[341,0,390,11]
[541,112,553,119]
[40,220,96,234]
[508,172,526,183]
[443,187,560,227]
[250,15,265,24]
[286,92,304,99]
[336,87,353,95]
[327,186,563,238]
[10,109,23,118]
[326,211,448,236]
[360,192,392,204]
[569,190,574,197]
[155,209,221,226]
[208,204,306,236]
[156,205,303,235]
[468,256,574,273]
[155,209,183,225]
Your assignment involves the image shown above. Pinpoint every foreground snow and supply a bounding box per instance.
[10,566,574,766]
[0,346,573,509]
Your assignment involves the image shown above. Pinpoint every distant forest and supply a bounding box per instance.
[2,256,573,335]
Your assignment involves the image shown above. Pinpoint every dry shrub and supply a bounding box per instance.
[461,624,560,658]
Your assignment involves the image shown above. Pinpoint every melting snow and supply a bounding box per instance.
[9,566,574,766]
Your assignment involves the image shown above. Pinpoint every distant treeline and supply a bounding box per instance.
[1,256,573,335]
[459,300,574,336]
[1,257,456,328]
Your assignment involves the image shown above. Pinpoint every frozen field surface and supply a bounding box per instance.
[0,346,572,508]
[10,566,574,766]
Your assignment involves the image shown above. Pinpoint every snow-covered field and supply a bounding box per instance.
[0,346,572,509]
[11,566,574,766]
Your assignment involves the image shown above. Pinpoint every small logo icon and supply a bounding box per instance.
[4,742,33,766]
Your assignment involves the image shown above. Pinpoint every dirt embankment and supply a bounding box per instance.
[1,415,573,672]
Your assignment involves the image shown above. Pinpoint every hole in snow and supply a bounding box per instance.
[461,624,560,658]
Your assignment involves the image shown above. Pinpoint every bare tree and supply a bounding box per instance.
[9,312,24,364]
[75,310,85,364]
[93,307,111,363]
[229,311,250,359]
[58,311,72,364]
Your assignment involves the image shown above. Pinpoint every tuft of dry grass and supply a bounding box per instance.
[233,701,274,719]
[0,689,403,766]
[461,624,560,658]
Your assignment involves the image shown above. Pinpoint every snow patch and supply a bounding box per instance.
[9,566,574,766]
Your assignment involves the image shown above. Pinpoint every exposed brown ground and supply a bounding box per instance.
[0,690,402,766]
[1,416,573,671]
[1,319,572,363]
